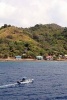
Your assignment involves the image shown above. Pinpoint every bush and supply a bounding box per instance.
[6,35,13,39]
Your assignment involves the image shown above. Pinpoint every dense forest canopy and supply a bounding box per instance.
[0,23,67,59]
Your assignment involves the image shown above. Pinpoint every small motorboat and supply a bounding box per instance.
[0,78,34,88]
[17,77,34,84]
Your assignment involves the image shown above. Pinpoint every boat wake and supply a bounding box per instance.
[0,83,17,88]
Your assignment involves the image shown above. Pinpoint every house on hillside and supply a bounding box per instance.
[46,55,53,60]
[15,56,22,60]
[64,54,67,59]
[58,55,63,60]
[36,56,43,60]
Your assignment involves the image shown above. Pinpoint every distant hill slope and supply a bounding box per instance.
[0,24,67,58]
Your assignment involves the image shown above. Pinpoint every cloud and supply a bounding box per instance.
[0,2,17,26]
[0,2,16,18]
[48,0,67,26]
[0,0,67,27]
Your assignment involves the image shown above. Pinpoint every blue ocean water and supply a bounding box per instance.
[0,61,67,100]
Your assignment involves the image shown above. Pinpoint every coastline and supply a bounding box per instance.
[0,58,36,62]
[0,58,67,62]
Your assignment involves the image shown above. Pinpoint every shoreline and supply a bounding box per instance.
[0,58,67,62]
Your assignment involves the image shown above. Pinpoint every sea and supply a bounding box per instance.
[0,61,67,100]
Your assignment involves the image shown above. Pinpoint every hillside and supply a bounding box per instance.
[0,24,67,59]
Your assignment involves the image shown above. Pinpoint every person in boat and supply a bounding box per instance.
[17,78,25,84]
[21,78,26,82]
[17,77,26,84]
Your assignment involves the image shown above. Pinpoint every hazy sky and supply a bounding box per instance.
[0,0,67,27]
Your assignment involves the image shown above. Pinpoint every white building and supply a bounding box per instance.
[36,56,43,60]
[64,55,67,59]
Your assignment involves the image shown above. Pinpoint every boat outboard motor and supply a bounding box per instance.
[17,81,21,84]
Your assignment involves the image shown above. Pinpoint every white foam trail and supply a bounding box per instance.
[0,83,17,88]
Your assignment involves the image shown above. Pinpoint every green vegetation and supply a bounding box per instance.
[0,23,67,59]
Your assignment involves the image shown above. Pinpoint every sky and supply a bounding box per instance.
[0,0,67,28]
